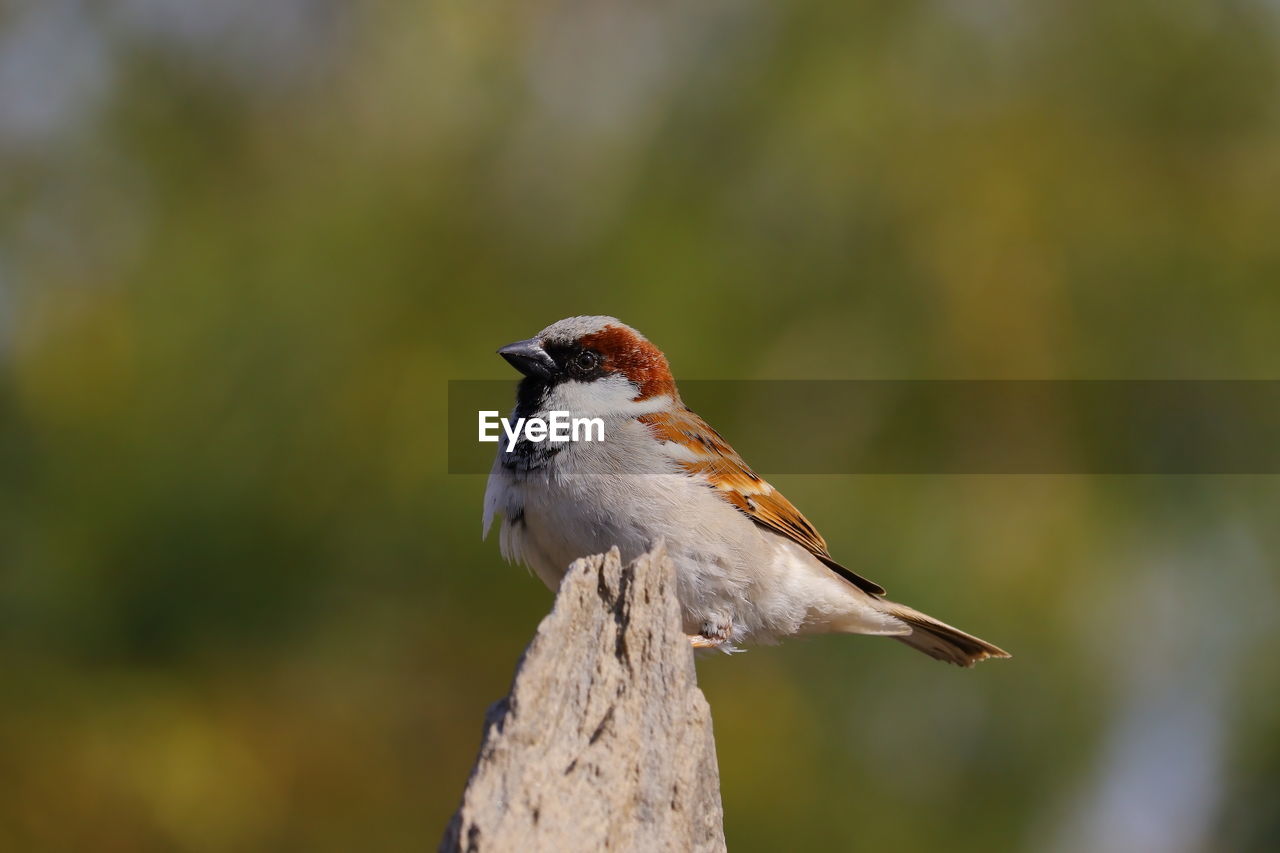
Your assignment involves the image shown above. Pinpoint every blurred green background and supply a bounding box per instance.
[2,1,1279,850]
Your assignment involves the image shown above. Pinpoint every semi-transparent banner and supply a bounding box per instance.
[448,380,1280,474]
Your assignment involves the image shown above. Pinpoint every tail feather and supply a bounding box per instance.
[882,601,1011,668]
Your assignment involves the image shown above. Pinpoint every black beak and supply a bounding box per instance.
[498,338,558,379]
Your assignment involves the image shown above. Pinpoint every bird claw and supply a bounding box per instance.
[688,633,745,654]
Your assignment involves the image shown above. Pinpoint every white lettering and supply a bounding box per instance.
[501,416,525,452]
[548,410,570,441]
[482,411,606,452]
[478,411,500,443]
[573,417,604,442]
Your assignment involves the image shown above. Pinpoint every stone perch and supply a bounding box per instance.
[440,545,726,853]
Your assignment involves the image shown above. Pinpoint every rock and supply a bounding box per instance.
[440,544,726,853]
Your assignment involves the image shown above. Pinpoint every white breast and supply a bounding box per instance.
[484,415,899,645]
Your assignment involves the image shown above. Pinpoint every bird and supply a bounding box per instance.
[483,315,1010,667]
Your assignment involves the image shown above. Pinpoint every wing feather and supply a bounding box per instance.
[640,408,886,596]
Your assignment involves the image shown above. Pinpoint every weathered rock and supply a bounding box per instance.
[440,545,726,853]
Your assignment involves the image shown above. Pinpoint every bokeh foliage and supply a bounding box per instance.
[1,1,1278,850]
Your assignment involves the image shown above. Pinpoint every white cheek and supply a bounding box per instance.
[543,375,659,416]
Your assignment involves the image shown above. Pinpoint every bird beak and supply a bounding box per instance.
[498,338,558,379]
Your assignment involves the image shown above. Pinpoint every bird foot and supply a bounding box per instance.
[688,627,745,654]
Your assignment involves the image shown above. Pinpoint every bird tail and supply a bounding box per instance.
[879,601,1011,668]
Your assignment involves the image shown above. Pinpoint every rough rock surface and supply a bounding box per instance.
[440,545,726,853]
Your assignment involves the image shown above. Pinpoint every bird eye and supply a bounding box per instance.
[574,351,599,373]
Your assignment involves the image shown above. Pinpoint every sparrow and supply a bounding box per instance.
[483,316,1010,666]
